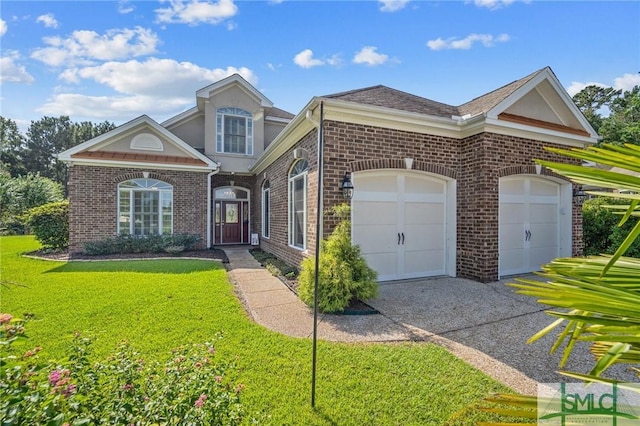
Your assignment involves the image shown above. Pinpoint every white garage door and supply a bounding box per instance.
[499,176,562,276]
[352,170,454,282]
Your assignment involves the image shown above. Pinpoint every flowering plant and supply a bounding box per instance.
[1,314,246,425]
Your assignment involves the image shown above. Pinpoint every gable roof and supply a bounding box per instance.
[196,74,273,109]
[58,115,218,172]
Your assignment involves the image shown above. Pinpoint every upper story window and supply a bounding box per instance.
[216,107,253,155]
[118,178,173,236]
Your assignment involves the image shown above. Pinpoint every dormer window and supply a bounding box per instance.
[216,107,253,155]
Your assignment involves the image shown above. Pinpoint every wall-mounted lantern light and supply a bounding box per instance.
[340,172,354,200]
[573,185,586,202]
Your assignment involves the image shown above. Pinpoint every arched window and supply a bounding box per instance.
[288,159,308,249]
[118,178,173,235]
[262,180,270,238]
[216,107,253,155]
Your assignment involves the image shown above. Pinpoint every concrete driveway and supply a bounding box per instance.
[368,275,637,387]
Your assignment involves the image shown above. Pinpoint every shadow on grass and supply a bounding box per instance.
[46,259,223,275]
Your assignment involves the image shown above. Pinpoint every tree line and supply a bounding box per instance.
[0,116,116,189]
[572,84,640,145]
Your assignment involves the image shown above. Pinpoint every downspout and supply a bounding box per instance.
[207,163,221,249]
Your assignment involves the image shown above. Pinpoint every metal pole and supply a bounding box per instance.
[311,101,324,408]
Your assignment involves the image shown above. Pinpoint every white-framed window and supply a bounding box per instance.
[118,178,173,235]
[262,180,270,238]
[288,159,308,249]
[216,107,253,155]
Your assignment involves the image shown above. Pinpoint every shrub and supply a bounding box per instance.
[582,196,640,256]
[1,313,245,425]
[84,233,201,255]
[0,173,63,235]
[298,204,378,313]
[22,200,69,250]
[249,249,298,277]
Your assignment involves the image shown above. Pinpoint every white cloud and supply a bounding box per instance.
[0,51,35,84]
[293,49,325,69]
[614,73,640,92]
[36,13,59,28]
[118,0,135,14]
[567,73,640,97]
[0,18,7,36]
[473,0,516,10]
[353,46,389,66]
[40,59,256,119]
[379,0,410,12]
[426,33,510,50]
[31,27,160,67]
[155,0,238,25]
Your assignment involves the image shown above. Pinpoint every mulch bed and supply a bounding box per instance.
[25,248,229,263]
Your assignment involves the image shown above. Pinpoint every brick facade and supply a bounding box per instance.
[67,122,583,283]
[68,165,209,254]
[251,120,583,283]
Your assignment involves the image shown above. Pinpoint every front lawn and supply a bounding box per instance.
[1,236,511,425]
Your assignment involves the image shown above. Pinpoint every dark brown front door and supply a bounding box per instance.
[222,201,241,244]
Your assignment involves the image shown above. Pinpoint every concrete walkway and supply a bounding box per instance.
[224,247,545,395]
[224,248,637,395]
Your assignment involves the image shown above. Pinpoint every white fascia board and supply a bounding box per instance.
[64,158,216,172]
[264,116,292,124]
[161,107,200,128]
[482,117,598,147]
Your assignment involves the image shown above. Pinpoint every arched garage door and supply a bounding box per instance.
[352,170,456,282]
[499,175,571,277]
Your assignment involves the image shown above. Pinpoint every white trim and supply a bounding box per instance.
[61,158,215,172]
[265,115,292,124]
[288,160,308,250]
[261,180,271,239]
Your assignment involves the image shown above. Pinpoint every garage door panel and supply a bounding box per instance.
[405,202,444,224]
[353,224,396,255]
[530,179,558,196]
[404,224,444,251]
[353,201,396,225]
[500,248,525,274]
[530,203,558,223]
[501,179,525,195]
[529,224,557,248]
[405,176,444,194]
[500,203,524,224]
[500,224,524,250]
[529,247,554,269]
[363,253,398,280]
[404,249,445,277]
[357,174,397,193]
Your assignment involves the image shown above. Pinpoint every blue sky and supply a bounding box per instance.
[1,0,639,131]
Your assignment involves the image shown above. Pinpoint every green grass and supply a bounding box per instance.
[1,236,513,425]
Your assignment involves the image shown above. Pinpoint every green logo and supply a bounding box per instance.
[538,383,640,425]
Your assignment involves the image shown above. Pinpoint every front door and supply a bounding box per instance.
[222,201,241,244]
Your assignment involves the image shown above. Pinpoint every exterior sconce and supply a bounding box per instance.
[340,172,354,200]
[573,185,586,202]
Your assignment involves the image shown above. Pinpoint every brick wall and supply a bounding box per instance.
[251,121,582,282]
[68,166,209,253]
